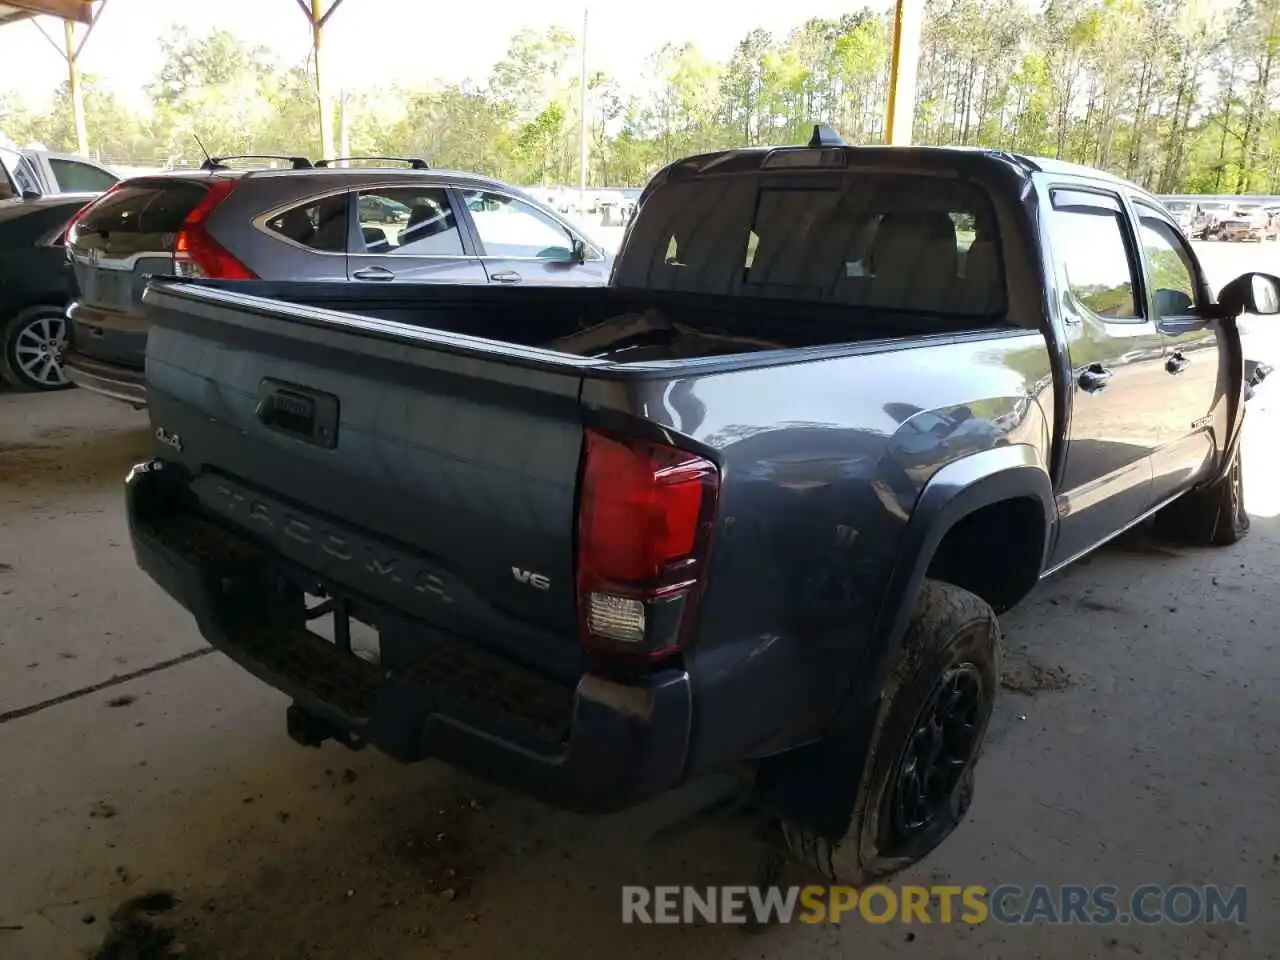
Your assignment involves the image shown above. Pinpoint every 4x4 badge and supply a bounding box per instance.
[155,427,183,452]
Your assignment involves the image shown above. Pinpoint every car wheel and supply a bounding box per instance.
[1154,446,1249,547]
[781,579,1000,884]
[1,306,73,391]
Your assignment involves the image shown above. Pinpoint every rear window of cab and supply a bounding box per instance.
[616,172,1005,318]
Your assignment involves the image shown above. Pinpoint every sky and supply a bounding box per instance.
[0,0,886,109]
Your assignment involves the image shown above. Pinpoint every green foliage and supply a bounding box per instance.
[3,1,1280,191]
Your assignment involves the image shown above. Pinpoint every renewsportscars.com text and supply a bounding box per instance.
[621,884,1248,926]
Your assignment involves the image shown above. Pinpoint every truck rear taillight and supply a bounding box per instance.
[173,180,256,280]
[576,428,719,662]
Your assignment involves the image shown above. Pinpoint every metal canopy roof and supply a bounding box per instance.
[0,0,93,27]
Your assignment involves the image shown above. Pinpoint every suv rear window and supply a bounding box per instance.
[618,173,1005,317]
[71,180,209,255]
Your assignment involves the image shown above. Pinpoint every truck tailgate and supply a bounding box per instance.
[140,280,597,682]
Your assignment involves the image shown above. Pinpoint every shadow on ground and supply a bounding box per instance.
[71,515,1280,960]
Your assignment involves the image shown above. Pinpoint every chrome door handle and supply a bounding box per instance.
[490,270,522,284]
[352,266,395,281]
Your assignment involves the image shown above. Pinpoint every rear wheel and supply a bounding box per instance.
[1154,447,1249,546]
[1,306,72,391]
[782,580,1000,884]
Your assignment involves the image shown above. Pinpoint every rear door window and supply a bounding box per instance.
[1048,198,1141,320]
[355,187,463,255]
[264,194,349,253]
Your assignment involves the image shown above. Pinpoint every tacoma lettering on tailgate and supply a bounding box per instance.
[206,480,453,604]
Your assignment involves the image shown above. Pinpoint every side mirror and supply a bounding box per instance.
[570,237,588,264]
[1216,272,1280,318]
[21,189,41,200]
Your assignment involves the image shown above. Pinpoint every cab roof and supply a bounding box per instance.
[646,138,1153,209]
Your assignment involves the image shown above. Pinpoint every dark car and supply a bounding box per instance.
[125,131,1272,886]
[0,191,98,390]
[63,156,612,406]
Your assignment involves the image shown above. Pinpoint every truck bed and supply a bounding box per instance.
[137,275,1023,677]
[181,278,1010,359]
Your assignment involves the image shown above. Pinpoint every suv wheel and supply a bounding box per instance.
[782,579,1001,884]
[2,306,72,391]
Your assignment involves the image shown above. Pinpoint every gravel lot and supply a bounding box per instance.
[0,244,1277,959]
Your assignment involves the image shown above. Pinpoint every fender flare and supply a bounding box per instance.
[752,445,1056,841]
[862,444,1055,700]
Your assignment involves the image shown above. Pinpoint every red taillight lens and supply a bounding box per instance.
[576,429,719,661]
[173,180,256,280]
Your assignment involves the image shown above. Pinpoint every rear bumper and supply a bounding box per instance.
[65,349,147,405]
[125,459,694,814]
[65,299,148,405]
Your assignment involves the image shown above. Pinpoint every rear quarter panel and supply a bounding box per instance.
[583,329,1054,763]
[209,175,349,281]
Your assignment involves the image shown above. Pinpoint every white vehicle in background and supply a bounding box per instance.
[598,191,637,226]
[0,140,119,197]
[1162,199,1195,235]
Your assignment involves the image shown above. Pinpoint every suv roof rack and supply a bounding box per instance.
[315,156,430,170]
[201,155,313,171]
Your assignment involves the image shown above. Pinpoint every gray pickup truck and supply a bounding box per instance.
[124,135,1277,885]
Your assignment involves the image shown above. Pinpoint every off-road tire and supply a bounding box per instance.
[783,579,1000,884]
[1154,447,1249,547]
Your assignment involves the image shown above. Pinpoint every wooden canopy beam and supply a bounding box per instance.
[291,0,347,160]
[0,0,93,25]
[22,1,106,154]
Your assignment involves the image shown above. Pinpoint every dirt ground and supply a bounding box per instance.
[2,247,1279,959]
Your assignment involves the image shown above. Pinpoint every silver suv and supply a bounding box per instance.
[63,156,612,404]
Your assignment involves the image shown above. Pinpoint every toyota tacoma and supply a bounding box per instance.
[123,130,1276,883]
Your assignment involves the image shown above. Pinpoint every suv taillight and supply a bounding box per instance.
[173,180,255,279]
[576,428,720,662]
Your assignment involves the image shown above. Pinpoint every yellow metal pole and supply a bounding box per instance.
[311,0,334,159]
[64,18,89,155]
[885,0,923,146]
[578,7,589,213]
